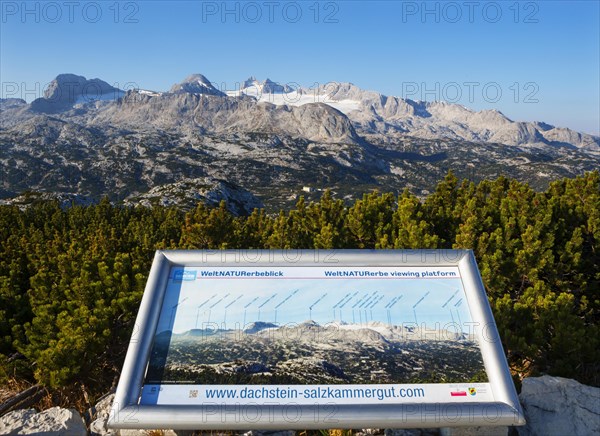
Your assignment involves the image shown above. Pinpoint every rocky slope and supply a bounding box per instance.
[244,81,600,153]
[122,177,263,214]
[1,73,598,211]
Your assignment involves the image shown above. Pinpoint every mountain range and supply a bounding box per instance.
[146,320,485,385]
[1,73,598,211]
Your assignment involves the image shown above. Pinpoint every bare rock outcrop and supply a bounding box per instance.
[518,375,600,436]
[0,407,87,435]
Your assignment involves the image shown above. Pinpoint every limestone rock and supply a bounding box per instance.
[89,393,116,436]
[0,406,87,435]
[170,74,227,97]
[518,375,600,436]
[31,74,123,113]
[89,393,182,436]
[123,177,264,215]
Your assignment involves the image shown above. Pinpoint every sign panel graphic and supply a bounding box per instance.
[109,250,525,429]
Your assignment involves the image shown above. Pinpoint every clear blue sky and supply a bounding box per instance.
[1,1,599,134]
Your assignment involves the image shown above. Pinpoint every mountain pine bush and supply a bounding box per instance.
[0,172,598,394]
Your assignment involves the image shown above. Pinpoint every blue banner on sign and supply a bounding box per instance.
[173,270,197,281]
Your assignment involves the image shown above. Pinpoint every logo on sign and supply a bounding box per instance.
[174,270,197,281]
[468,387,477,396]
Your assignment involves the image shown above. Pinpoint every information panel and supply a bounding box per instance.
[109,250,525,430]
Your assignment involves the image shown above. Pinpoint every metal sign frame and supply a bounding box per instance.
[108,249,525,430]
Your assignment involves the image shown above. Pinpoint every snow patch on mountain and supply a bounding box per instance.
[227,86,362,114]
[225,77,600,152]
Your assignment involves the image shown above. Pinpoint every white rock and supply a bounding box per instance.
[89,393,116,435]
[518,375,600,436]
[0,407,87,435]
[89,393,182,436]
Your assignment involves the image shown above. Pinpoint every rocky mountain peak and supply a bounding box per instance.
[318,82,366,100]
[30,73,123,114]
[43,74,85,99]
[0,98,27,110]
[262,78,293,94]
[240,77,293,94]
[169,73,226,96]
[242,76,259,89]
